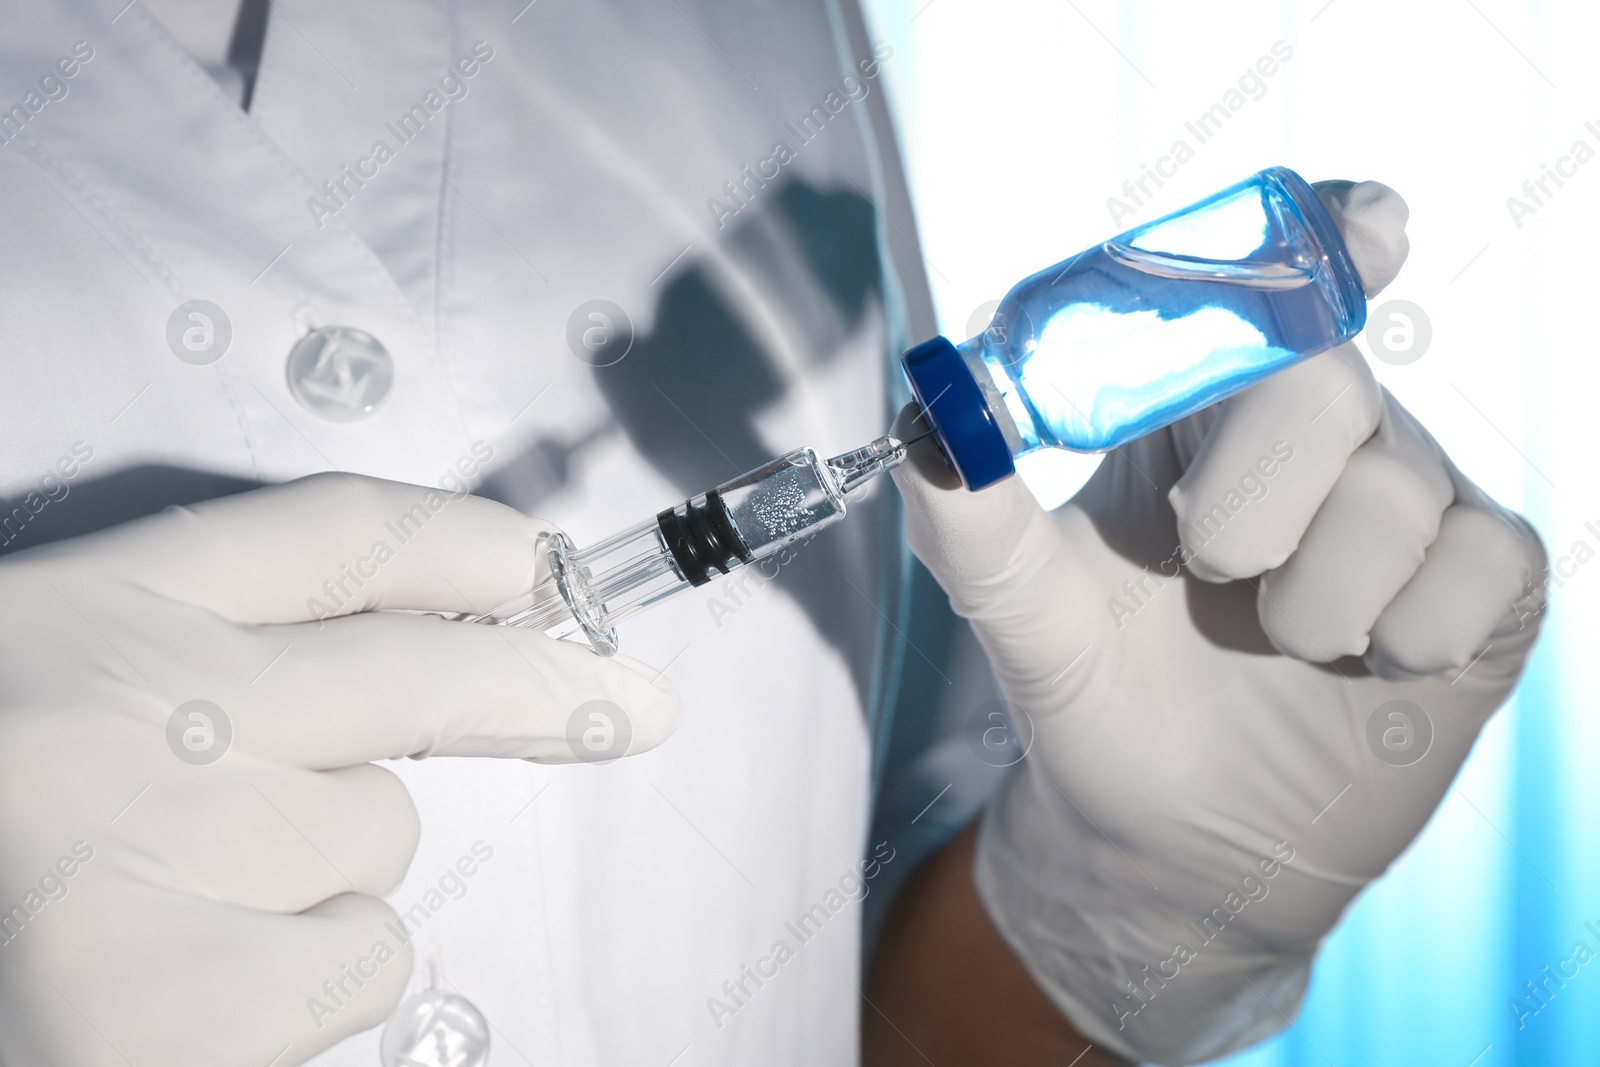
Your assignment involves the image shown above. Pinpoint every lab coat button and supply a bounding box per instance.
[286,325,394,421]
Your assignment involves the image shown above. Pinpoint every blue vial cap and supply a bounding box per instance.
[901,336,1016,491]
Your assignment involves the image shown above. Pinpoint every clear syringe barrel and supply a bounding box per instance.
[494,441,902,655]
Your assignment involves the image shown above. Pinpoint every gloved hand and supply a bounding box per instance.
[0,474,680,1067]
[891,182,1546,1064]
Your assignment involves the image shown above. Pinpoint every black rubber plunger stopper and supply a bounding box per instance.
[657,490,753,587]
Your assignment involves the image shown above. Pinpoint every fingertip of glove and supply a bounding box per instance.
[1363,643,1430,683]
[1182,553,1233,584]
[1165,481,1255,583]
[607,652,684,755]
[1315,179,1410,296]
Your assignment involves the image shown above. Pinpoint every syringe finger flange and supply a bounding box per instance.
[546,531,619,655]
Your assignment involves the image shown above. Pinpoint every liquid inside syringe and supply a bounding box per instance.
[471,432,918,655]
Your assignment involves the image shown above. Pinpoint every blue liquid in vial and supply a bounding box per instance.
[907,167,1367,488]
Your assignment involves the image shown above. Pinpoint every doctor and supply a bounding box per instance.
[0,2,1545,1066]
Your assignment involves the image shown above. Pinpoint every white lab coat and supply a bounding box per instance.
[0,2,949,1063]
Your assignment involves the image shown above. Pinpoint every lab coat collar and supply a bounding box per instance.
[2,0,432,348]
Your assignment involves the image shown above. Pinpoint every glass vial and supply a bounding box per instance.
[902,165,1367,489]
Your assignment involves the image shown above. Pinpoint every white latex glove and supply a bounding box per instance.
[0,474,679,1067]
[891,182,1546,1065]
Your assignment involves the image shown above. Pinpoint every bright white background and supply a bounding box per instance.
[861,0,1600,1062]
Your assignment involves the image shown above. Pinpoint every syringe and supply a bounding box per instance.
[480,165,1375,654]
[472,432,916,655]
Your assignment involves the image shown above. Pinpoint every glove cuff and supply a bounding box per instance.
[972,762,1316,1065]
